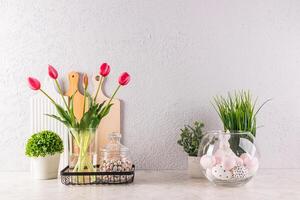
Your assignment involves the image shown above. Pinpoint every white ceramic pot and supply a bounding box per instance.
[188,156,204,178]
[31,153,60,180]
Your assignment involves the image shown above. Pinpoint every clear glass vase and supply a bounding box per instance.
[198,131,260,187]
[68,128,98,173]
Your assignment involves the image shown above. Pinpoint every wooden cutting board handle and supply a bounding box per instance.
[93,75,121,150]
[65,71,85,120]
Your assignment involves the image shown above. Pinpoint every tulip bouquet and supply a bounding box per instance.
[28,64,130,173]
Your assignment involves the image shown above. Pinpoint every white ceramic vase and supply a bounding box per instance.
[31,153,60,180]
[188,156,204,178]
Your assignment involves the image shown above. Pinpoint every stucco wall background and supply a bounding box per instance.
[0,0,300,171]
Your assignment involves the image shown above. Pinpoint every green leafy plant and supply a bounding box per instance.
[25,130,63,157]
[46,92,113,130]
[213,90,270,155]
[177,121,204,156]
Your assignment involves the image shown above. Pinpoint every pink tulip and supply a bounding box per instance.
[28,77,41,90]
[48,65,58,79]
[104,72,131,109]
[99,63,110,77]
[118,72,130,86]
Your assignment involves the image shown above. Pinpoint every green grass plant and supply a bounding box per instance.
[213,91,270,155]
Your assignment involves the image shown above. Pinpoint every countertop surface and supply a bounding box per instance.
[0,169,299,200]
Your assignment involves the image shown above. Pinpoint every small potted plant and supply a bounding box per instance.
[26,130,64,180]
[177,121,205,178]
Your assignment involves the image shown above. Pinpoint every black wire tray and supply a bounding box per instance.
[60,165,135,185]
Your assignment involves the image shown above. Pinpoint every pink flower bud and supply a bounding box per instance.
[28,77,41,90]
[48,65,58,79]
[118,72,130,86]
[99,63,110,77]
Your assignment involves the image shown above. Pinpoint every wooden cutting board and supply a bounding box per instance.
[92,75,121,150]
[65,71,85,121]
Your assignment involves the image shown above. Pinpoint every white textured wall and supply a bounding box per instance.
[0,0,300,171]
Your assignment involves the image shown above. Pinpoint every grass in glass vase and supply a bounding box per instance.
[213,90,270,155]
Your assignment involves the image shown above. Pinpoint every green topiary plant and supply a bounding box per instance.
[25,130,64,157]
[177,121,205,157]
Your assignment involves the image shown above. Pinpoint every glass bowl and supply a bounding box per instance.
[198,130,260,187]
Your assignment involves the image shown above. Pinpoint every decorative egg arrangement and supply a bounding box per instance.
[199,131,259,186]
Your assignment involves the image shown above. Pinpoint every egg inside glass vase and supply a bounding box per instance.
[198,131,260,187]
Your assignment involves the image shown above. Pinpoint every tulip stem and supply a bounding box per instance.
[94,76,103,102]
[104,85,121,113]
[54,80,70,112]
[39,89,56,105]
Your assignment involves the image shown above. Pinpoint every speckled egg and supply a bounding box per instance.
[211,164,232,180]
[231,164,249,180]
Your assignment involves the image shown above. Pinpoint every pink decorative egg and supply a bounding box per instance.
[235,157,244,165]
[214,150,225,164]
[223,156,236,170]
[243,157,251,166]
[244,157,259,172]
[200,155,216,169]
[240,153,251,161]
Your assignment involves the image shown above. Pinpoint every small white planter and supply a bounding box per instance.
[188,156,204,178]
[31,153,60,180]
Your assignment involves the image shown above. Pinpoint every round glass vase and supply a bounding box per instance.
[198,131,260,187]
[68,128,98,173]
